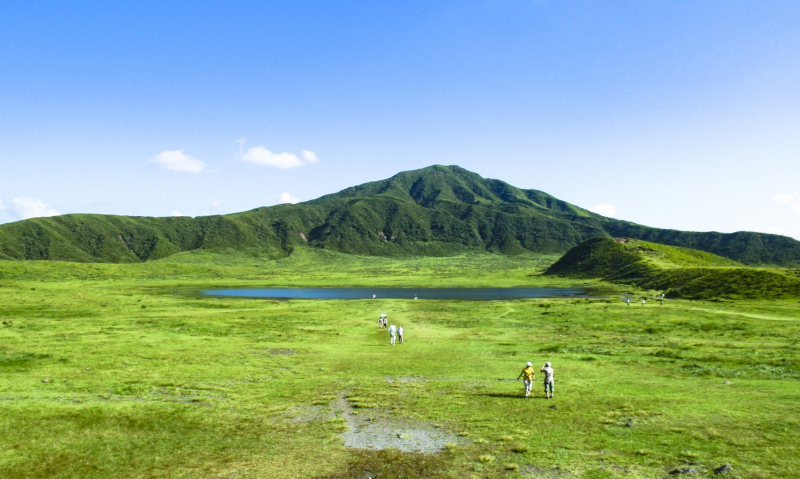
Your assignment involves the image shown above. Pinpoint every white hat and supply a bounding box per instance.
[526,361,532,367]
[545,361,551,367]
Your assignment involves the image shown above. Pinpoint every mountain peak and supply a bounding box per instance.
[310,164,591,216]
[1,165,799,265]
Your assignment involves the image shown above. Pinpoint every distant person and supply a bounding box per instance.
[662,293,665,299]
[540,361,554,399]
[626,298,631,306]
[388,324,397,345]
[373,294,376,299]
[517,361,536,397]
[642,299,646,306]
[660,300,664,306]
[414,294,418,300]
[398,325,404,344]
[379,318,383,328]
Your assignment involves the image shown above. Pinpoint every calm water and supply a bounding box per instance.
[201,287,589,300]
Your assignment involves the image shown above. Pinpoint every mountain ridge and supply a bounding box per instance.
[545,237,800,299]
[1,165,799,266]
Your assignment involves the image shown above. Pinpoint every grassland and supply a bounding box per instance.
[1,248,798,478]
[547,238,800,300]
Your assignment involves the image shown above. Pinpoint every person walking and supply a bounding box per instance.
[626,298,631,306]
[517,361,536,397]
[641,299,646,306]
[388,324,397,345]
[398,325,404,344]
[541,362,554,399]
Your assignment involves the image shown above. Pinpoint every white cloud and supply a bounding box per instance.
[771,194,800,213]
[234,137,246,156]
[149,150,205,173]
[12,197,60,219]
[172,211,183,217]
[590,203,617,217]
[302,150,320,163]
[242,146,303,169]
[277,192,300,204]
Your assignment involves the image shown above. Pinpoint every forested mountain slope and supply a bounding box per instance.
[1,165,799,265]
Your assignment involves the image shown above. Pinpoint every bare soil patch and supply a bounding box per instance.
[333,395,460,454]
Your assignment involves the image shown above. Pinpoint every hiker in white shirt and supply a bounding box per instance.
[388,324,397,345]
[540,361,554,399]
[398,326,404,344]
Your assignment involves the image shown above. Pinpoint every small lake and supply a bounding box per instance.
[201,287,589,301]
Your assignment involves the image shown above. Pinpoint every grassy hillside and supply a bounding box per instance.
[546,237,800,300]
[2,165,800,265]
[1,253,798,478]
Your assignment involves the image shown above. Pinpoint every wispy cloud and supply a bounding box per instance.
[590,203,617,217]
[772,194,800,213]
[277,192,300,204]
[234,137,246,156]
[149,150,205,173]
[12,197,60,219]
[302,150,319,163]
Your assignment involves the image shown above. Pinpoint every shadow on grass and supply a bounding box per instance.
[480,392,539,399]
[318,449,452,479]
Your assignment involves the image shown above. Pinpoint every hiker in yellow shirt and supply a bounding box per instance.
[516,361,536,397]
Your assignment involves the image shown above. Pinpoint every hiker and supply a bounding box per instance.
[517,361,535,397]
[642,299,646,306]
[660,300,663,306]
[373,294,376,299]
[398,325,404,344]
[541,361,554,399]
[414,294,418,300]
[388,324,397,345]
[626,298,631,306]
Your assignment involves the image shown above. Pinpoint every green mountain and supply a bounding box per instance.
[545,237,800,299]
[1,165,799,265]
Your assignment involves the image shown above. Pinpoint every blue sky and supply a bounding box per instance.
[1,1,799,239]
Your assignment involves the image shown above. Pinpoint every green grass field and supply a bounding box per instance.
[1,249,798,478]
